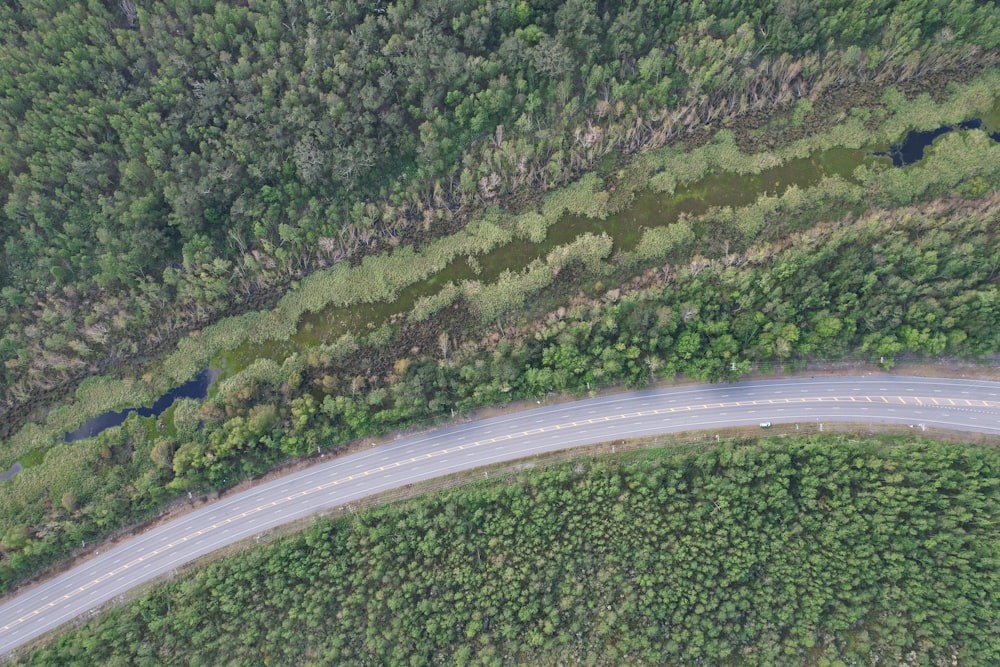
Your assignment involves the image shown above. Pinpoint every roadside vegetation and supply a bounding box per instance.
[17,435,1000,666]
[2,69,1000,594]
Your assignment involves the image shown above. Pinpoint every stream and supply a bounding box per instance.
[4,116,997,481]
[231,116,1000,370]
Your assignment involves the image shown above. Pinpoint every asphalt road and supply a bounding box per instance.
[2,375,999,657]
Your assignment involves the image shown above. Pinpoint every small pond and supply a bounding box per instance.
[0,462,22,482]
[2,368,219,482]
[63,367,220,443]
[878,119,1000,166]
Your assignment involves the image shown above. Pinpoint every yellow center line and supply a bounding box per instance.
[8,392,998,636]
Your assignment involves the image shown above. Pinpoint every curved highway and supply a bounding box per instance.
[2,375,1000,656]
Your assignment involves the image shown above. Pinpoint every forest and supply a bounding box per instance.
[2,68,1000,593]
[3,191,1000,594]
[2,0,999,428]
[16,436,1000,666]
[2,0,1000,638]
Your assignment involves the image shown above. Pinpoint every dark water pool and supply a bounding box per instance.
[63,367,219,443]
[4,368,219,483]
[0,462,22,482]
[879,119,1000,166]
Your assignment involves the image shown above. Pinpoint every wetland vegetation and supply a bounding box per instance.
[1,1,1000,657]
[2,67,1000,599]
[3,0,999,430]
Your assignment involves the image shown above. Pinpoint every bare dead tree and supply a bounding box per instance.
[120,0,137,28]
[438,331,450,360]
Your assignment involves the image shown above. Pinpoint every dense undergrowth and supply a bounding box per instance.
[17,435,1000,666]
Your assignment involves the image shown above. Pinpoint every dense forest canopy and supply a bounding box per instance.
[18,436,1000,666]
[2,0,996,290]
[1,0,998,419]
[2,0,1000,625]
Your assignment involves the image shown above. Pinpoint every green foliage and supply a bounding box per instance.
[167,312,276,385]
[214,359,285,404]
[513,211,550,244]
[408,282,461,324]
[544,232,613,275]
[3,61,1000,598]
[169,398,202,440]
[161,208,517,381]
[880,70,1000,142]
[2,20,998,432]
[465,259,555,323]
[2,0,998,430]
[625,220,696,265]
[317,333,359,362]
[47,376,156,439]
[540,173,610,220]
[877,129,1000,205]
[20,437,1000,666]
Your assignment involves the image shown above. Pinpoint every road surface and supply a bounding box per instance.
[2,375,999,657]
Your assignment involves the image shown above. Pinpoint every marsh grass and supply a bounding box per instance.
[409,283,462,324]
[214,359,288,404]
[1,423,57,470]
[169,399,202,441]
[544,233,614,275]
[318,334,359,361]
[6,70,998,483]
[620,220,697,268]
[465,259,555,322]
[513,211,549,243]
[541,173,609,222]
[0,435,106,533]
[880,70,1000,143]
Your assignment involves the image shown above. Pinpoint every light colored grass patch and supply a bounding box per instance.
[409,282,462,324]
